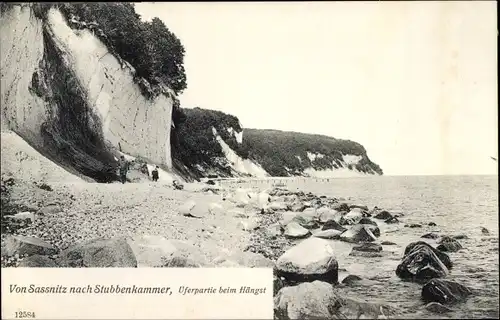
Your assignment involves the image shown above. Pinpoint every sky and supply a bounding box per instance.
[135,1,498,176]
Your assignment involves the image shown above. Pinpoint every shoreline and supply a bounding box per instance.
[1,176,493,319]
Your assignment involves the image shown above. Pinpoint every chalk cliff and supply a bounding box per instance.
[1,4,174,182]
[172,107,383,179]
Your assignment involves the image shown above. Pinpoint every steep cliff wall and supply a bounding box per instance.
[1,5,174,182]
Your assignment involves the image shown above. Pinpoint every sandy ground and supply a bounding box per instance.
[3,180,255,262]
[1,131,256,265]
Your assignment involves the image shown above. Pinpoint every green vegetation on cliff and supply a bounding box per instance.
[171,107,383,178]
[242,129,383,176]
[171,107,248,178]
[57,3,187,96]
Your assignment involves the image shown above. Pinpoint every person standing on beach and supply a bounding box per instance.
[118,155,129,184]
[152,166,159,182]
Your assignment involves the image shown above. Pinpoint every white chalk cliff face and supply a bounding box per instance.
[1,5,173,181]
[212,127,268,178]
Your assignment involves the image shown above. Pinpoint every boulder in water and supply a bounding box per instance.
[437,239,463,252]
[396,241,450,282]
[4,235,58,257]
[421,279,472,304]
[341,274,362,285]
[284,222,311,239]
[421,232,440,239]
[276,238,338,284]
[404,241,453,269]
[481,227,489,234]
[374,210,392,220]
[452,234,468,240]
[381,241,397,246]
[58,237,137,267]
[406,223,422,228]
[428,222,437,226]
[340,225,377,243]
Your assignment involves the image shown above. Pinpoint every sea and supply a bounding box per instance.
[233,175,499,319]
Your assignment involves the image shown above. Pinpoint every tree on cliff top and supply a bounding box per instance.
[59,3,187,95]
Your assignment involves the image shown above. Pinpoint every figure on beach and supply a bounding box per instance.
[152,166,159,182]
[118,155,129,184]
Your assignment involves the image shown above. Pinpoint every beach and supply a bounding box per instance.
[1,174,498,319]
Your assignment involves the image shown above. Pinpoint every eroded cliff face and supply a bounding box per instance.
[1,5,173,182]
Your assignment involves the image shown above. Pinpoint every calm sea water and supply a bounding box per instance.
[237,175,499,319]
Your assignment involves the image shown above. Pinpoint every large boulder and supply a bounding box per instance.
[404,241,453,269]
[317,208,342,223]
[58,237,137,267]
[436,238,463,252]
[340,225,377,243]
[332,203,350,212]
[396,242,450,282]
[343,208,363,222]
[18,255,58,267]
[284,222,311,239]
[274,281,343,319]
[422,279,472,304]
[276,238,338,284]
[358,217,377,226]
[291,215,319,229]
[3,235,58,257]
[374,210,392,220]
[322,219,347,232]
